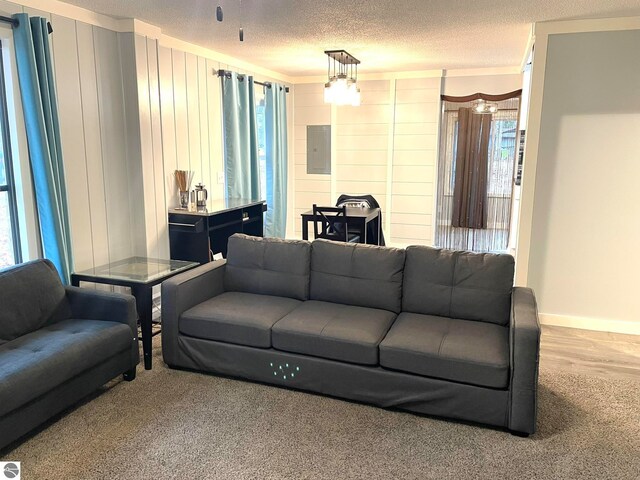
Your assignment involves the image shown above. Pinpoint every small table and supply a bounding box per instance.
[71,257,199,370]
[301,207,381,244]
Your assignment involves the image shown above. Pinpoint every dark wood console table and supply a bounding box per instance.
[168,198,267,263]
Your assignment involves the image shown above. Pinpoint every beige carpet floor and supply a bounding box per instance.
[2,339,639,480]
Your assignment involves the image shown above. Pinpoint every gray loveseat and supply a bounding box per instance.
[162,234,540,435]
[0,259,139,450]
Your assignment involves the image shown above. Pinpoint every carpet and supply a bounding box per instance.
[2,341,639,480]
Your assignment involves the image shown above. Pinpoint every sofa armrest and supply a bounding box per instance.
[161,260,226,366]
[508,286,541,434]
[65,286,139,369]
[65,286,138,338]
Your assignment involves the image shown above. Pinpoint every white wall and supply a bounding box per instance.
[130,33,293,258]
[524,28,640,332]
[292,77,441,246]
[0,0,136,273]
[292,71,522,247]
[1,0,294,271]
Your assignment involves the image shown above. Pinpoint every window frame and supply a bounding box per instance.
[0,38,21,265]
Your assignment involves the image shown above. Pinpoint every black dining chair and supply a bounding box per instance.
[312,204,360,243]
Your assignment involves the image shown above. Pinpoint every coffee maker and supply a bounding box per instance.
[194,183,208,208]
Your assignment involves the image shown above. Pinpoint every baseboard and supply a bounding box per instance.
[539,313,640,336]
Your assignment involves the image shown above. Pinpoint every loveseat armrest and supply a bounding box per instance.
[508,286,541,435]
[65,286,138,337]
[161,260,226,366]
[65,286,139,369]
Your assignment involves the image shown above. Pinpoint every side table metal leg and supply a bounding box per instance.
[363,219,368,244]
[132,286,153,370]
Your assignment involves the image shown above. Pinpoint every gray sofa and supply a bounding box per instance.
[0,259,139,450]
[162,234,540,435]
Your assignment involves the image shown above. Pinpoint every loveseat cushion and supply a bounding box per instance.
[272,300,397,365]
[0,319,132,417]
[402,246,514,326]
[0,259,70,342]
[310,240,405,313]
[179,292,301,348]
[224,234,311,301]
[379,313,509,388]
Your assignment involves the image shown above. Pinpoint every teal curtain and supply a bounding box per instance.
[264,83,288,238]
[13,14,73,283]
[221,72,260,199]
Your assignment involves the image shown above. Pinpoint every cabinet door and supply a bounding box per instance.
[241,204,265,237]
[168,214,209,263]
[209,209,242,257]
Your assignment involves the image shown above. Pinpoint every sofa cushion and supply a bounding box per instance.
[272,300,397,365]
[180,292,301,348]
[379,312,509,388]
[310,239,405,313]
[402,246,514,326]
[0,318,132,417]
[224,234,311,301]
[0,259,71,342]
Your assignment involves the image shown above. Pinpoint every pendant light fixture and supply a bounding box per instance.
[324,50,361,106]
[472,99,498,114]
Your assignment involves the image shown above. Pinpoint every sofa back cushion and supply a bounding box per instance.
[0,259,69,342]
[310,239,405,313]
[224,234,311,301]
[403,246,514,326]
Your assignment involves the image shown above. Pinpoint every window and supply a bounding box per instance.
[255,96,267,199]
[434,94,521,253]
[0,39,21,268]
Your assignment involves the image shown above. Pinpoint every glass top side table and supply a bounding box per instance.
[71,257,200,370]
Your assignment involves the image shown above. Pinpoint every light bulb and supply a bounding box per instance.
[351,87,361,106]
[347,82,360,106]
[332,75,349,105]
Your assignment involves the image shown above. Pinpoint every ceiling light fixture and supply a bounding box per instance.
[472,99,498,114]
[324,50,361,107]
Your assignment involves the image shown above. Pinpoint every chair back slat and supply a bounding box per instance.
[312,204,349,242]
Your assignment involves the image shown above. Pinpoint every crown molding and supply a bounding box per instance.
[535,15,640,36]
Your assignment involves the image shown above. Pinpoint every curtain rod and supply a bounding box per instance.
[443,108,520,112]
[0,16,54,33]
[0,16,18,27]
[217,69,289,93]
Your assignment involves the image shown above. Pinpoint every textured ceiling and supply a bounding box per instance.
[58,0,640,76]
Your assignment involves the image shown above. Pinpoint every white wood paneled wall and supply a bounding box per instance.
[131,34,293,256]
[125,35,229,260]
[49,14,134,272]
[291,78,440,247]
[292,83,331,238]
[0,1,140,274]
[337,79,391,236]
[1,0,294,273]
[391,77,441,247]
